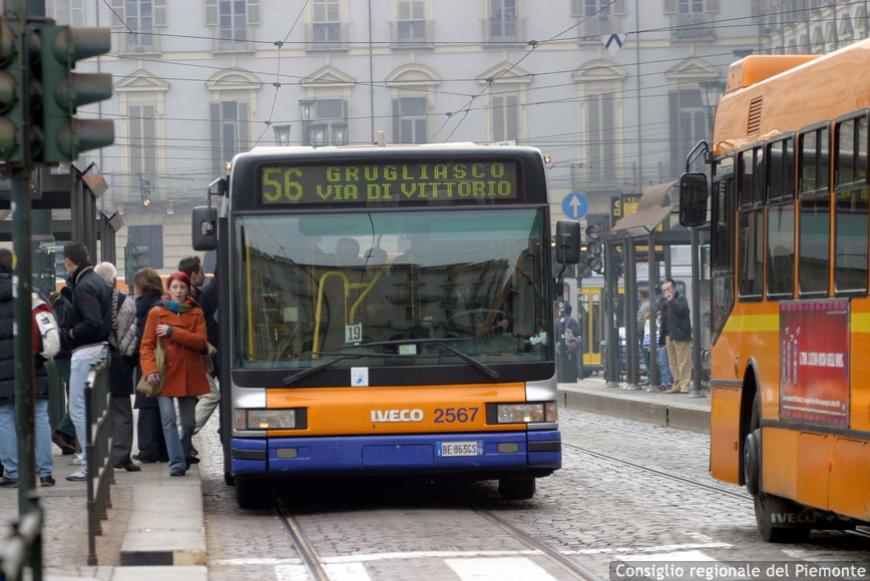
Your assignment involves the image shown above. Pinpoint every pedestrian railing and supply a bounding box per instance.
[84,345,114,566]
[0,494,44,581]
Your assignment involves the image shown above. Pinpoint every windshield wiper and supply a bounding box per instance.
[282,350,402,385]
[284,338,501,385]
[345,338,501,380]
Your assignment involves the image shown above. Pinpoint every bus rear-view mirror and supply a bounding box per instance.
[192,206,218,251]
[679,172,708,228]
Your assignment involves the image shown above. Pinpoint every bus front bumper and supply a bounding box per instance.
[230,430,561,477]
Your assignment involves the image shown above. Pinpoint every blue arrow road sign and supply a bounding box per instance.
[562,193,589,220]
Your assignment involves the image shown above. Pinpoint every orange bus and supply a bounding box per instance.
[680,41,870,541]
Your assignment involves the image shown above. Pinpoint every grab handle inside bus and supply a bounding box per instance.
[678,172,708,228]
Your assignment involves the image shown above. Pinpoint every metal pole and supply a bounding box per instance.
[689,227,704,398]
[646,233,660,392]
[624,239,640,389]
[368,0,375,142]
[603,240,618,387]
[635,0,643,191]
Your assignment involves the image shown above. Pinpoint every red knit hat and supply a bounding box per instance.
[166,271,191,290]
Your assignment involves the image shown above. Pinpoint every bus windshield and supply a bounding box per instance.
[234,208,551,370]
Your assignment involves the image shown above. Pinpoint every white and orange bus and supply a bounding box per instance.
[680,42,870,541]
[193,144,569,508]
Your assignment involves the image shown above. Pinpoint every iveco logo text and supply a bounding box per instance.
[370,409,424,423]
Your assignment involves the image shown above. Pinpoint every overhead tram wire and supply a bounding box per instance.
[100,0,135,33]
[253,0,310,147]
[438,0,620,141]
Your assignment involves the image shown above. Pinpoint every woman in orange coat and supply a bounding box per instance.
[140,271,209,477]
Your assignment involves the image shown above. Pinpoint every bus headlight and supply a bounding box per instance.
[235,409,304,430]
[493,402,557,424]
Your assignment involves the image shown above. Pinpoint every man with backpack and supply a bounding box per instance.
[62,242,112,482]
[0,249,57,487]
[95,262,141,472]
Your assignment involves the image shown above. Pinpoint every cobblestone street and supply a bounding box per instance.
[201,409,870,580]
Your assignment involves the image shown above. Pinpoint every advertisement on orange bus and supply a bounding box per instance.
[779,300,850,426]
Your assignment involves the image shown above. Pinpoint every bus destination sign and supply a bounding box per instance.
[259,161,519,205]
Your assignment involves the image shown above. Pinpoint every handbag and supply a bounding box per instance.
[136,339,166,397]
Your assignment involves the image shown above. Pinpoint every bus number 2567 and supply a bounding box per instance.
[434,407,479,423]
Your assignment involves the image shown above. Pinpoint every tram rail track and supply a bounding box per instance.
[563,442,750,502]
[274,492,331,581]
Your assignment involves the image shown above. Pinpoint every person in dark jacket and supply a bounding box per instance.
[50,284,78,455]
[95,262,141,472]
[0,249,55,487]
[63,242,113,482]
[131,268,168,463]
[661,278,692,394]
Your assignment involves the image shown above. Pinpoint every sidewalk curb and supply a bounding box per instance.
[119,465,207,567]
[558,386,710,433]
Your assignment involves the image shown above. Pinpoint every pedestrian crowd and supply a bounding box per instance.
[0,242,219,487]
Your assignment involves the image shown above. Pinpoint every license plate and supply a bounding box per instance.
[438,441,482,457]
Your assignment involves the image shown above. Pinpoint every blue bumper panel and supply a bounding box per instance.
[267,432,529,474]
[527,430,562,470]
[230,438,267,475]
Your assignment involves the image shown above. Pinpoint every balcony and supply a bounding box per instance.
[483,17,524,45]
[670,12,716,41]
[390,20,434,49]
[116,31,162,55]
[306,22,348,51]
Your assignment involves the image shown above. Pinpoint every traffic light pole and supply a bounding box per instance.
[5,0,37,517]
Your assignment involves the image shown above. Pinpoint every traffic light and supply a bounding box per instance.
[0,19,43,164]
[141,178,152,207]
[40,24,113,163]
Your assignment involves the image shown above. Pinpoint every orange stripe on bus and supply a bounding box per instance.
[722,314,779,334]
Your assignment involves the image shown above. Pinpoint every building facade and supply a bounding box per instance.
[52,0,770,273]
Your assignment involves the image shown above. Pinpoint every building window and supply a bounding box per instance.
[397,0,426,41]
[491,94,518,143]
[586,92,615,183]
[301,99,348,146]
[50,0,86,26]
[311,0,342,45]
[128,225,164,271]
[678,0,703,12]
[111,0,166,52]
[128,103,158,190]
[210,100,249,174]
[489,0,517,41]
[206,0,259,51]
[393,97,427,144]
[573,0,625,38]
[670,89,706,176]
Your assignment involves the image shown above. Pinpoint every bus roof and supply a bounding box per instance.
[240,143,544,162]
[712,38,870,156]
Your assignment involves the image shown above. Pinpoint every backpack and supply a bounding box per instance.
[110,289,139,358]
[32,292,61,359]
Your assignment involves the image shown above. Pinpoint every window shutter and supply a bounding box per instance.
[506,95,518,142]
[664,0,677,14]
[154,0,167,27]
[128,105,143,177]
[210,102,222,172]
[143,105,157,182]
[247,0,260,25]
[704,0,721,12]
[613,0,627,15]
[238,101,250,152]
[492,96,504,142]
[205,0,218,26]
[110,0,124,29]
[602,93,615,178]
[571,0,583,16]
[392,99,400,143]
[669,92,680,176]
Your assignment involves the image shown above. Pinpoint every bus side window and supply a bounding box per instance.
[766,137,796,298]
[711,161,735,339]
[834,115,869,295]
[798,127,831,296]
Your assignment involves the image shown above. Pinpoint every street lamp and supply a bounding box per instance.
[699,79,726,133]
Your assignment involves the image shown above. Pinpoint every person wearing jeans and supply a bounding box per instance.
[140,272,210,477]
[0,400,54,486]
[0,249,56,487]
[61,242,113,482]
